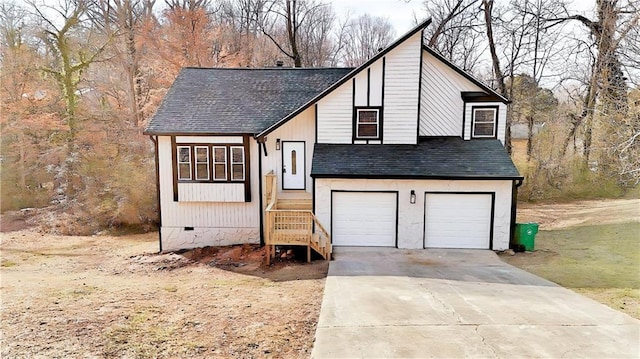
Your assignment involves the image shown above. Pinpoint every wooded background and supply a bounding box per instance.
[1,0,638,234]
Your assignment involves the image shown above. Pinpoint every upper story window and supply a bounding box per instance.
[472,107,498,138]
[355,108,381,140]
[176,144,245,183]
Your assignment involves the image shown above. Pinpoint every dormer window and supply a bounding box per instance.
[355,108,382,140]
[472,106,498,138]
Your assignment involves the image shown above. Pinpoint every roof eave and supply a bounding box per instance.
[255,17,433,139]
[142,130,254,136]
[310,174,524,181]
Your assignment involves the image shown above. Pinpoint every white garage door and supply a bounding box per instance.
[424,193,492,249]
[332,192,397,246]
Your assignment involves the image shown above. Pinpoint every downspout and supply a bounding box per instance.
[509,178,524,248]
[149,135,162,253]
[257,137,265,246]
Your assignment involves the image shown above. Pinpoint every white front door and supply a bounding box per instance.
[282,141,305,190]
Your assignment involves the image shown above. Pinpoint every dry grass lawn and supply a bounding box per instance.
[0,230,328,358]
[504,198,640,319]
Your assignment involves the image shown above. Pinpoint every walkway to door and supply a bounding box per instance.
[312,248,639,358]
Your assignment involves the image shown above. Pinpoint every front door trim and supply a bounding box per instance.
[281,141,306,190]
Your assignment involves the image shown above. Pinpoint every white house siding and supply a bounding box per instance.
[420,50,483,137]
[369,60,384,107]
[353,61,384,107]
[157,136,260,251]
[317,81,353,143]
[261,107,315,195]
[383,32,422,144]
[354,71,368,106]
[317,32,421,145]
[178,183,244,202]
[315,178,513,250]
[463,102,507,144]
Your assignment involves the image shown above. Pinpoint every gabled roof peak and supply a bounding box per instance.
[256,17,433,138]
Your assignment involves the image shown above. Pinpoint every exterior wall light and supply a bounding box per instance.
[410,190,416,204]
[276,138,281,151]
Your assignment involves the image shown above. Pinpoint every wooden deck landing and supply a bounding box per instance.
[264,172,331,264]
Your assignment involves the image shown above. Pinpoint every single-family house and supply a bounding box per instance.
[144,18,523,259]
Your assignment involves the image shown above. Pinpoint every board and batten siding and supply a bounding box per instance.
[157,136,260,251]
[261,107,315,194]
[383,31,422,144]
[420,50,483,137]
[353,60,384,107]
[464,102,507,144]
[315,178,513,250]
[317,31,422,144]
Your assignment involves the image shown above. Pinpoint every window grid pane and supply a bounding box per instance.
[195,146,209,180]
[473,109,496,137]
[356,109,379,139]
[213,146,227,180]
[177,146,191,180]
[230,147,244,181]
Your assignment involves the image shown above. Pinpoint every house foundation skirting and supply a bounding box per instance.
[161,227,260,252]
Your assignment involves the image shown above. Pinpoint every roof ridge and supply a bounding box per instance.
[181,67,355,71]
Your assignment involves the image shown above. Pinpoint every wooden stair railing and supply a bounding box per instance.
[264,171,332,264]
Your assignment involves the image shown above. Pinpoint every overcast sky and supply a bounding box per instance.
[330,0,598,35]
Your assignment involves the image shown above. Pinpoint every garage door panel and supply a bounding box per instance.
[332,192,397,247]
[424,193,492,249]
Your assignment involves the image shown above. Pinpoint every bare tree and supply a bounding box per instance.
[29,0,111,137]
[422,0,484,72]
[89,0,157,126]
[160,0,219,68]
[260,0,333,67]
[337,14,394,67]
[547,0,639,165]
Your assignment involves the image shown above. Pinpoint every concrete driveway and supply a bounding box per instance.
[312,248,639,358]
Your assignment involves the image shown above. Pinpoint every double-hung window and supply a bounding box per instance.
[472,107,498,138]
[355,108,380,139]
[213,146,227,181]
[177,146,192,180]
[195,146,209,180]
[230,146,245,181]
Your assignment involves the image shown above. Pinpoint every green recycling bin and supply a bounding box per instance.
[514,223,539,251]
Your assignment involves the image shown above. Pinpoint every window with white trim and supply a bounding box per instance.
[195,146,209,180]
[213,146,227,181]
[175,144,245,183]
[355,108,380,139]
[472,107,497,138]
[177,146,192,180]
[231,146,245,181]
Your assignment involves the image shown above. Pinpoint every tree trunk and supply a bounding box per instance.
[285,0,302,67]
[482,0,510,153]
[526,115,534,161]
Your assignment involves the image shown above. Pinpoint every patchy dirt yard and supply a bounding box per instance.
[517,198,639,229]
[0,228,329,358]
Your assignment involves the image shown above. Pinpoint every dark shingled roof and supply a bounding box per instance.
[144,67,353,135]
[311,138,522,179]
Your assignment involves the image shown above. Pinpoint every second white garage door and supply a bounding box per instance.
[424,193,493,249]
[332,192,397,246]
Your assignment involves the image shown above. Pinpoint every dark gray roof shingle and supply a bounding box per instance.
[311,138,522,179]
[144,67,353,135]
